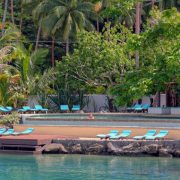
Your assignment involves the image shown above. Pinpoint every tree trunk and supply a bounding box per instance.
[10,0,15,25]
[135,2,141,69]
[19,3,23,32]
[51,35,55,67]
[35,22,42,51]
[159,0,163,11]
[96,17,99,32]
[65,38,69,55]
[1,0,8,36]
[151,0,155,8]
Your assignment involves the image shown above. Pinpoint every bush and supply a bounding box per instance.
[0,112,20,128]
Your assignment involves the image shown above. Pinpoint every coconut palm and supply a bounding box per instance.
[41,0,95,55]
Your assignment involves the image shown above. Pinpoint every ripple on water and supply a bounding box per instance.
[0,154,179,180]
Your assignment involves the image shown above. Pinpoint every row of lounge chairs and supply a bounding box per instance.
[127,104,150,112]
[0,128,34,136]
[96,129,169,140]
[0,105,48,114]
[0,104,81,114]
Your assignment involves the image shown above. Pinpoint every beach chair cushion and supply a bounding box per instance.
[13,128,34,136]
[145,130,168,140]
[110,130,132,139]
[35,105,48,111]
[96,130,119,139]
[2,129,14,136]
[60,105,69,111]
[72,105,80,111]
[133,129,156,140]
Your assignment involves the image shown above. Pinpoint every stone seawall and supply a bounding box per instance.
[43,139,180,158]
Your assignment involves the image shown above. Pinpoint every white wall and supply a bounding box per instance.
[83,94,109,112]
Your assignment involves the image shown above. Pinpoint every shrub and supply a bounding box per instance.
[0,112,20,128]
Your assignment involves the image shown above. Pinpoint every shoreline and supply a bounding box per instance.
[43,139,180,158]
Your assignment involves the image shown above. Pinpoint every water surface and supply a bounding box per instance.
[0,154,179,180]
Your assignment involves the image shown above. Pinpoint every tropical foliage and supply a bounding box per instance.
[0,0,179,109]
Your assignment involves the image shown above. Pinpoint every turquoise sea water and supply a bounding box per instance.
[0,154,179,180]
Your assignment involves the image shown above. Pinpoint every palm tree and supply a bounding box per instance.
[41,0,95,55]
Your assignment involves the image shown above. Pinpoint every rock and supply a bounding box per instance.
[142,144,161,155]
[123,150,144,156]
[86,143,104,154]
[71,144,82,154]
[107,142,121,155]
[43,143,68,154]
[173,150,180,157]
[122,143,134,151]
[159,148,173,157]
[59,144,68,154]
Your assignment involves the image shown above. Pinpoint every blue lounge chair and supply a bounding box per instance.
[110,130,132,139]
[96,130,119,139]
[133,129,156,140]
[5,106,13,111]
[1,129,14,136]
[134,104,143,112]
[135,104,150,112]
[72,105,80,111]
[60,105,69,112]
[142,104,150,112]
[145,130,169,140]
[0,128,7,135]
[127,104,141,112]
[12,128,34,136]
[34,105,48,113]
[18,106,36,113]
[0,106,11,114]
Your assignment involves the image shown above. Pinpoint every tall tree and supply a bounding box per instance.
[41,0,95,55]
[135,1,142,68]
[10,0,15,25]
[1,0,8,36]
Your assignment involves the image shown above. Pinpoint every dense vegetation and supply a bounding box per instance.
[0,0,179,109]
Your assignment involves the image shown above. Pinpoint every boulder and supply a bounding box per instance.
[159,148,173,157]
[142,144,161,155]
[122,150,144,156]
[71,144,82,154]
[122,143,134,151]
[173,150,180,157]
[107,142,121,155]
[86,143,104,154]
[43,143,68,154]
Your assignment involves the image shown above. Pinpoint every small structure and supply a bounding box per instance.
[0,135,59,154]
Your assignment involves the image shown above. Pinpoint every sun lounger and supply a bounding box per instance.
[145,130,169,140]
[72,105,80,111]
[60,105,69,112]
[12,128,34,135]
[134,104,143,112]
[0,106,11,114]
[142,104,150,112]
[34,105,48,113]
[0,128,7,135]
[5,106,13,111]
[96,130,119,139]
[133,129,156,140]
[127,104,141,112]
[18,106,36,113]
[1,129,14,136]
[110,130,132,139]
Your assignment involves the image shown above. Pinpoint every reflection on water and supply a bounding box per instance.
[0,154,179,180]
